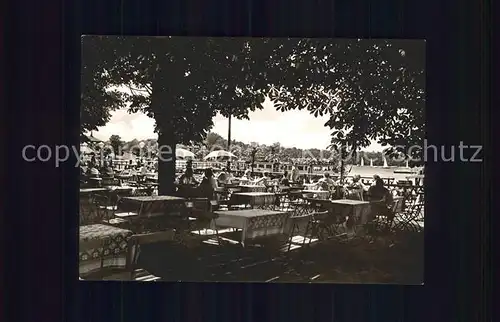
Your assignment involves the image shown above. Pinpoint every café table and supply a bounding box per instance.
[88,177,103,187]
[302,190,330,199]
[214,209,291,246]
[329,199,372,237]
[120,195,186,217]
[239,185,267,193]
[106,185,134,192]
[79,224,133,276]
[303,183,317,190]
[230,192,276,209]
[80,188,107,194]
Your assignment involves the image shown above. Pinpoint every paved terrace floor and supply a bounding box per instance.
[138,231,423,284]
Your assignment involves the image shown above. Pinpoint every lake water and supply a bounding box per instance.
[343,166,420,181]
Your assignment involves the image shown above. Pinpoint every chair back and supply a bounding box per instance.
[185,197,210,211]
[127,231,176,268]
[93,193,109,205]
[102,178,121,186]
[304,198,330,209]
[286,213,312,236]
[310,210,329,221]
[391,197,404,214]
[134,187,153,196]
[302,191,315,199]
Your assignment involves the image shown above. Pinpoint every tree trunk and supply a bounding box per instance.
[157,132,177,196]
[227,115,232,170]
[340,159,345,184]
[339,147,346,185]
[251,153,255,175]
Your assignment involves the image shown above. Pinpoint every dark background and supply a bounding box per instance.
[4,0,492,322]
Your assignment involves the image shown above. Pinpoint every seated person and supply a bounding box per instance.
[344,175,366,200]
[197,168,218,200]
[99,161,114,178]
[316,173,335,191]
[290,164,300,183]
[367,178,394,220]
[104,166,115,178]
[89,155,97,168]
[370,174,381,187]
[239,169,253,184]
[300,175,313,185]
[87,166,100,178]
[217,171,229,185]
[177,167,198,186]
[254,172,270,186]
[219,170,235,185]
[226,170,235,183]
[280,171,290,186]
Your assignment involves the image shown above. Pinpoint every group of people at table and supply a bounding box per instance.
[80,155,156,181]
[175,162,394,212]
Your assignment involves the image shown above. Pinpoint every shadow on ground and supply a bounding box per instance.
[138,231,423,284]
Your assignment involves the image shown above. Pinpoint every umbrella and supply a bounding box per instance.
[204,150,237,160]
[176,148,195,159]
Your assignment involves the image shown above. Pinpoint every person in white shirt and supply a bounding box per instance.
[290,164,300,183]
[344,175,367,200]
[240,169,253,183]
[316,173,335,191]
[255,172,270,186]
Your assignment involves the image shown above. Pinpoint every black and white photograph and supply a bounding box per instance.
[79,36,425,284]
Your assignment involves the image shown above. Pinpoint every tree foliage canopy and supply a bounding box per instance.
[81,36,286,143]
[81,37,425,192]
[266,39,425,160]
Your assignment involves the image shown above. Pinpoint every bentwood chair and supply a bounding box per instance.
[126,231,180,281]
[247,212,316,283]
[393,193,424,232]
[100,196,142,230]
[364,197,405,243]
[185,198,222,246]
[79,194,98,225]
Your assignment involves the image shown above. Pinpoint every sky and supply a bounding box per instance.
[91,97,385,152]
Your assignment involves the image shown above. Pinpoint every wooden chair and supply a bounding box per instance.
[126,231,178,281]
[185,198,223,245]
[102,196,141,228]
[79,195,97,225]
[253,213,316,282]
[133,186,154,196]
[101,178,121,186]
[307,210,333,241]
[393,193,424,232]
[364,197,405,243]
[85,193,111,224]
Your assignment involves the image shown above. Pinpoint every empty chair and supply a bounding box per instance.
[308,210,334,241]
[127,231,178,281]
[102,196,141,228]
[185,198,222,245]
[79,195,97,225]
